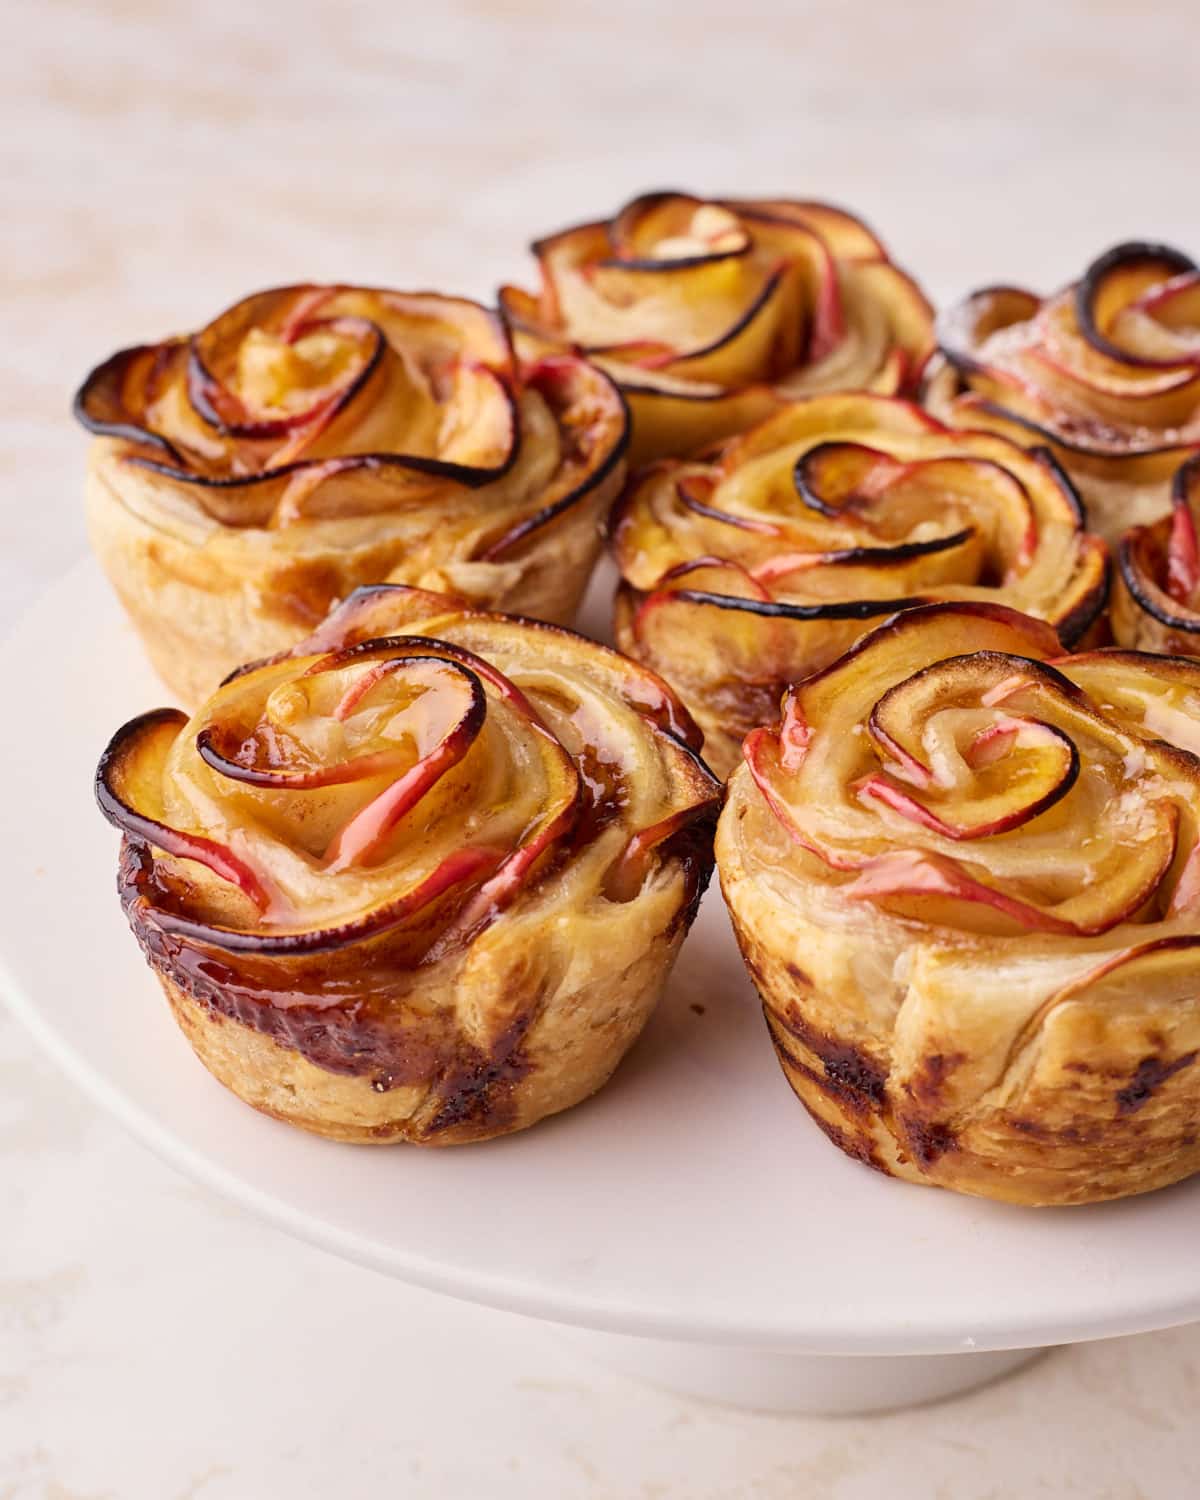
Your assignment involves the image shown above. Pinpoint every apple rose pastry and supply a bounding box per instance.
[75,286,628,705]
[1113,453,1200,656]
[718,601,1200,1205]
[613,393,1109,776]
[500,192,933,463]
[95,586,718,1144]
[926,242,1200,541]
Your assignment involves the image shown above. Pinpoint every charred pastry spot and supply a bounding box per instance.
[424,1020,534,1136]
[900,1116,958,1167]
[777,1002,888,1111]
[785,962,812,987]
[801,1101,889,1175]
[1116,1051,1198,1115]
[906,1051,966,1107]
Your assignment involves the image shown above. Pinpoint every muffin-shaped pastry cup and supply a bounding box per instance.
[96,585,719,1145]
[1113,452,1200,654]
[925,242,1200,541]
[718,601,1200,1205]
[500,191,933,463]
[76,286,629,705]
[612,393,1109,776]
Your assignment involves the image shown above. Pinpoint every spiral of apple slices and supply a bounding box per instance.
[718,600,1200,1205]
[612,393,1109,776]
[925,242,1200,541]
[500,191,933,463]
[96,585,719,1145]
[75,285,628,705]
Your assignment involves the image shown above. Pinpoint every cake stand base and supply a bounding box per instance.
[553,1327,1048,1415]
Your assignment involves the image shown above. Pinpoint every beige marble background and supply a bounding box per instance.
[4,0,1200,1495]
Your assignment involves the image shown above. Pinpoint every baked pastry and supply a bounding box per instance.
[718,600,1200,1205]
[612,393,1109,776]
[500,192,934,463]
[95,585,719,1144]
[925,241,1200,541]
[1112,453,1200,654]
[75,286,628,705]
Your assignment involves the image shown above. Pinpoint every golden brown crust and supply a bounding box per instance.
[501,193,933,463]
[99,586,718,1144]
[159,867,687,1144]
[717,601,1200,1205]
[76,288,628,705]
[610,393,1108,777]
[926,243,1200,542]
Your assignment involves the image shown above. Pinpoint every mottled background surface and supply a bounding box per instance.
[4,1,1199,1494]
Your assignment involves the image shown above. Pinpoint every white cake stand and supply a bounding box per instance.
[3,561,1199,1415]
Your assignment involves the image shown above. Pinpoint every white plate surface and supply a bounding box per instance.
[3,559,1200,1356]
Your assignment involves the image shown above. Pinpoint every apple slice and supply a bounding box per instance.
[604,800,719,903]
[856,712,1077,840]
[1075,241,1198,369]
[1167,454,1200,604]
[842,849,1079,934]
[477,354,630,562]
[842,792,1179,935]
[936,284,1043,379]
[794,440,909,520]
[187,315,383,444]
[675,472,781,534]
[151,843,503,956]
[743,604,1074,870]
[438,611,707,754]
[782,600,1063,735]
[96,709,271,912]
[315,658,488,871]
[428,716,583,949]
[608,192,752,264]
[795,442,1037,568]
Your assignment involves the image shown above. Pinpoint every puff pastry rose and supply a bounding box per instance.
[500,192,933,463]
[1112,453,1200,656]
[95,586,718,1144]
[75,286,628,705]
[718,601,1200,1205]
[926,242,1200,540]
[613,393,1109,776]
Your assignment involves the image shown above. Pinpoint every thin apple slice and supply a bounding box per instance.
[1166,454,1200,604]
[604,801,719,903]
[784,601,1063,733]
[96,709,271,912]
[609,192,752,264]
[150,843,503,955]
[428,716,583,948]
[1075,242,1199,368]
[316,659,487,871]
[843,849,1080,934]
[856,712,1077,839]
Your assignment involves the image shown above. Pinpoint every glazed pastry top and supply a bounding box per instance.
[614,392,1109,643]
[97,586,719,968]
[74,285,627,544]
[731,601,1200,943]
[927,242,1200,531]
[501,194,932,426]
